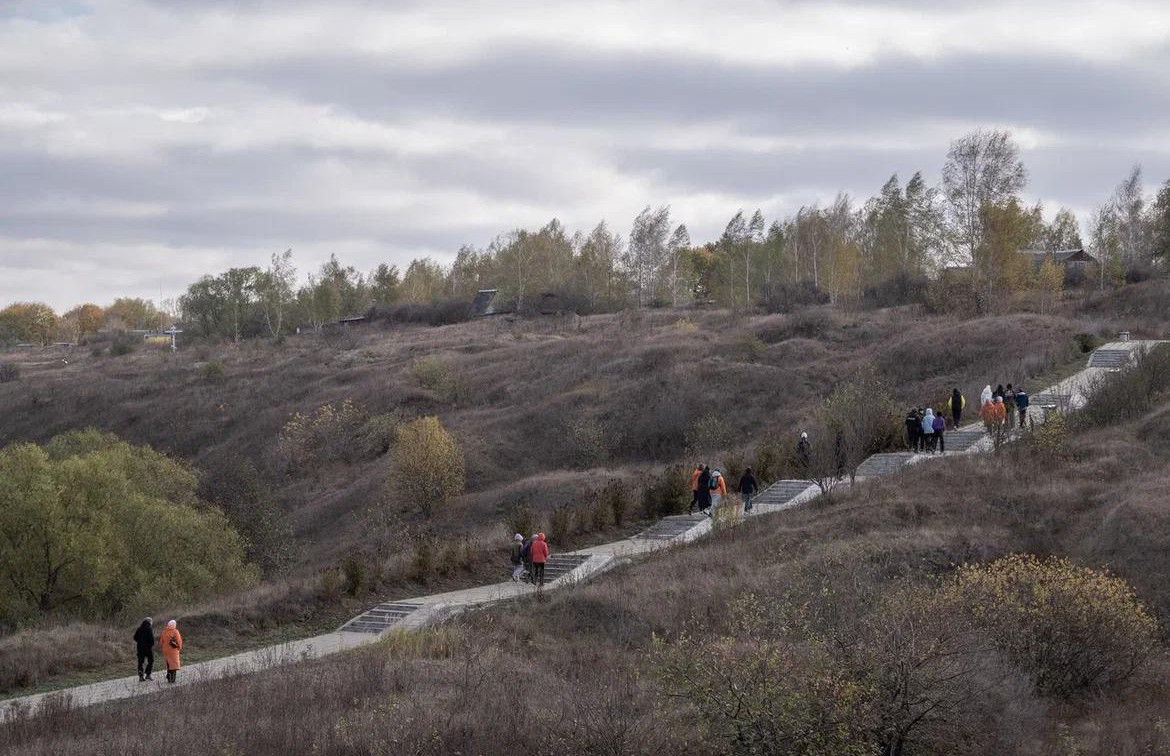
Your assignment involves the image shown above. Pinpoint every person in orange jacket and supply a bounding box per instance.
[688,465,702,515]
[529,532,550,588]
[159,620,183,684]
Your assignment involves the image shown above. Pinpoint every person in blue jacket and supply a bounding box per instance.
[1015,388,1030,428]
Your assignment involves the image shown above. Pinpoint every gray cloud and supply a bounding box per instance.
[2,1,1169,309]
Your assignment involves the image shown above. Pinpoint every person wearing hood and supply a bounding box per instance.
[696,466,712,515]
[1015,388,1030,428]
[520,534,535,583]
[994,384,1005,400]
[509,534,525,582]
[708,469,728,512]
[689,464,703,515]
[796,433,811,478]
[920,408,936,452]
[980,385,993,407]
[932,409,946,453]
[905,408,922,453]
[948,388,965,429]
[133,617,154,682]
[159,620,183,684]
[738,467,759,513]
[529,532,550,588]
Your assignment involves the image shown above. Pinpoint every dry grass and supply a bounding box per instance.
[0,298,1153,695]
[6,391,1170,754]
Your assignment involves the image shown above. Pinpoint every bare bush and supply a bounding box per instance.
[0,362,20,383]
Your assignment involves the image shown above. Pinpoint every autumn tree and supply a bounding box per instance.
[61,303,105,343]
[1042,208,1083,251]
[1152,179,1170,265]
[975,199,1042,310]
[625,205,673,306]
[399,257,447,304]
[369,262,402,306]
[942,129,1028,264]
[257,249,296,338]
[105,297,167,330]
[387,416,465,518]
[1035,255,1064,313]
[0,302,59,345]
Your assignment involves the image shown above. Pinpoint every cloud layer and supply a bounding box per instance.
[2,0,1168,308]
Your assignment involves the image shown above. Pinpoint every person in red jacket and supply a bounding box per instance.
[530,532,550,588]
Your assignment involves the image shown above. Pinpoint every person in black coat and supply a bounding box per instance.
[905,408,921,453]
[696,466,712,515]
[133,617,155,682]
[738,467,759,512]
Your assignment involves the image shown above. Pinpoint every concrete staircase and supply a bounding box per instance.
[340,602,421,634]
[1088,349,1130,368]
[541,553,591,582]
[635,514,708,540]
[855,452,916,477]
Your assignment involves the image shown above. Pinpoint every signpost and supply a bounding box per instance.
[163,326,183,352]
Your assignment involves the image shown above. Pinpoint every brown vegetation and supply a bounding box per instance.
[7,372,1170,754]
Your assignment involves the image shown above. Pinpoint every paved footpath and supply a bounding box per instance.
[0,341,1158,723]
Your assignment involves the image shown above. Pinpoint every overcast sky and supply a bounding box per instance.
[2,0,1169,309]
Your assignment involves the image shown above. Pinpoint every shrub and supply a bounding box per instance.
[109,334,137,356]
[1028,412,1068,457]
[760,280,831,314]
[277,399,369,469]
[734,332,767,363]
[787,308,835,339]
[199,360,225,384]
[753,441,788,484]
[0,362,20,383]
[550,506,573,543]
[640,466,689,519]
[684,413,734,462]
[1076,344,1170,429]
[567,414,609,467]
[1074,332,1104,354]
[408,537,434,583]
[342,557,367,596]
[591,498,611,531]
[198,455,297,576]
[861,272,930,309]
[671,317,698,333]
[655,622,874,755]
[385,416,465,518]
[948,554,1158,698]
[411,356,462,404]
[602,482,629,526]
[357,413,399,457]
[505,504,538,541]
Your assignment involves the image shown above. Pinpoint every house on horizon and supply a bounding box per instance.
[1018,248,1097,276]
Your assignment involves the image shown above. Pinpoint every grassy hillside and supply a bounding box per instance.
[5,349,1170,755]
[0,289,1163,696]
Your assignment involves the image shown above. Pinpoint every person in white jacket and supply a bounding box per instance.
[920,408,937,453]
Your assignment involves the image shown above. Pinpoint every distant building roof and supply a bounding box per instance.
[1018,248,1097,264]
[470,289,500,317]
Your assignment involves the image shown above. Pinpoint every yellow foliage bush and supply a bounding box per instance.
[945,554,1157,697]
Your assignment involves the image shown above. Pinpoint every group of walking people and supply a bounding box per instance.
[904,396,956,454]
[688,464,759,515]
[905,383,1032,452]
[509,532,550,587]
[978,383,1031,429]
[132,617,183,684]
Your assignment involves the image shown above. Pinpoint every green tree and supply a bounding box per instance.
[0,431,257,623]
[1151,179,1170,264]
[386,416,465,518]
[369,262,402,306]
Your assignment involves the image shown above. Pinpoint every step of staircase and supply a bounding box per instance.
[1030,392,1068,408]
[1088,349,1129,368]
[634,514,708,540]
[541,553,591,580]
[753,480,816,507]
[340,602,421,634]
[855,452,915,477]
[945,427,987,452]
